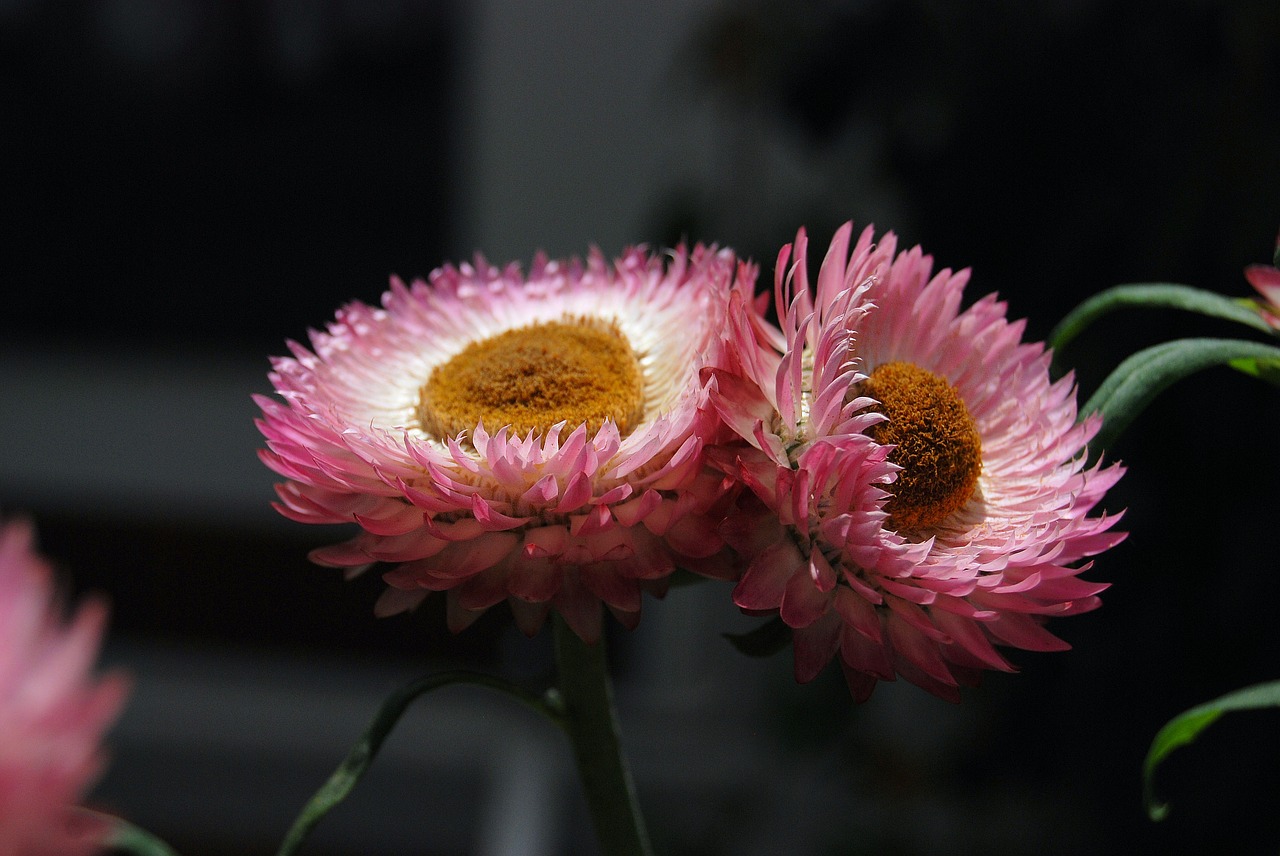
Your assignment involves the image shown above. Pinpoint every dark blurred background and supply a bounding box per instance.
[3,1,1279,853]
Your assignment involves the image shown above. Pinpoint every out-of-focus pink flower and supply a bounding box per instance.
[1244,230,1280,328]
[706,222,1126,702]
[257,246,746,642]
[0,520,128,855]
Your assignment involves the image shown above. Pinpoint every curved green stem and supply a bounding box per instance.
[276,670,563,856]
[553,616,653,856]
[1049,283,1273,369]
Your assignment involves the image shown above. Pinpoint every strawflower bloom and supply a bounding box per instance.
[706,222,1126,701]
[257,246,744,642]
[1244,229,1280,329]
[0,519,128,855]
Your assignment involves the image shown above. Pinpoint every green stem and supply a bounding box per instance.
[276,670,563,856]
[552,616,653,856]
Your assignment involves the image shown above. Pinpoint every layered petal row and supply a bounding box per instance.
[0,520,128,855]
[1245,230,1280,328]
[258,222,1126,703]
[706,222,1126,701]
[257,246,746,642]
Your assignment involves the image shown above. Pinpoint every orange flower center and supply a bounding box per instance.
[857,361,982,532]
[418,317,646,441]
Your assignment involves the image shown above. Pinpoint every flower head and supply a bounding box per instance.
[1245,229,1280,329]
[257,246,744,642]
[0,519,128,855]
[707,222,1125,701]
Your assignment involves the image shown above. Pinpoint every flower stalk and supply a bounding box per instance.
[274,671,562,856]
[552,615,653,856]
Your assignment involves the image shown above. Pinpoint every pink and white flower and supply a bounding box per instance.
[1245,229,1280,329]
[257,246,745,643]
[0,519,128,855]
[707,222,1126,701]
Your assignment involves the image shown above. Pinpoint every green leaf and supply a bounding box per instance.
[1049,283,1274,360]
[102,815,184,856]
[275,671,563,856]
[1081,338,1280,453]
[1144,680,1280,821]
[1229,356,1280,386]
[723,615,793,657]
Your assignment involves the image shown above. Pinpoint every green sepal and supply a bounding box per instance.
[1144,680,1280,821]
[723,615,793,657]
[1081,338,1280,453]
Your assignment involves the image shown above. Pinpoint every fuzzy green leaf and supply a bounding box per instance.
[1144,680,1280,821]
[104,816,185,856]
[1228,356,1280,386]
[1081,338,1280,453]
[1049,283,1273,360]
[275,671,562,856]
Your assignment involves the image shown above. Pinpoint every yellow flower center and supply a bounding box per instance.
[858,361,982,532]
[418,317,646,440]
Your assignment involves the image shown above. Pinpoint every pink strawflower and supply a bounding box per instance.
[706,222,1126,702]
[1244,229,1280,328]
[0,520,128,855]
[257,246,745,642]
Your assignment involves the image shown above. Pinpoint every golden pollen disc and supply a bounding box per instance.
[418,317,646,441]
[858,361,982,532]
